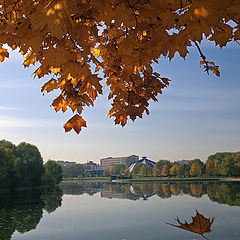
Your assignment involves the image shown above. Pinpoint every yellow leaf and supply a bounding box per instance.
[194,7,209,17]
[0,48,9,62]
[41,79,58,93]
[91,47,101,58]
[24,52,36,67]
[95,65,102,72]
[49,67,60,74]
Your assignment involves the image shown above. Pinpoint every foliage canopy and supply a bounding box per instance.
[0,0,239,133]
[0,140,62,189]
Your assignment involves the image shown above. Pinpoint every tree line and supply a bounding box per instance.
[107,152,240,178]
[45,150,240,179]
[0,140,62,190]
[61,163,89,178]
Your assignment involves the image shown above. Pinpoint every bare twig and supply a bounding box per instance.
[194,41,209,74]
[68,33,82,52]
[235,40,240,46]
[125,0,138,28]
[180,0,183,9]
[3,0,7,19]
[201,234,211,240]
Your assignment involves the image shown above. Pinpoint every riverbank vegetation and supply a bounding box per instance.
[0,140,62,190]
[61,151,240,180]
[107,153,240,179]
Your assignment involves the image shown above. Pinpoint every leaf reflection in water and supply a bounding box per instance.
[167,210,214,240]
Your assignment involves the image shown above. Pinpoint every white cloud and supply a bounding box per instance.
[0,106,19,110]
[0,116,61,129]
[0,117,37,128]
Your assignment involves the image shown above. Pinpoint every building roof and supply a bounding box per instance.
[128,156,156,172]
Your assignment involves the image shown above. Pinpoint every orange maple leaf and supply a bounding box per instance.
[168,210,214,239]
[64,114,87,134]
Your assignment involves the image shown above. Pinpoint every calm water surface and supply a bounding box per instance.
[1,181,240,240]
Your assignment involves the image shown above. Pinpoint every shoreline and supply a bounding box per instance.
[61,177,240,184]
[112,177,240,183]
[0,184,59,194]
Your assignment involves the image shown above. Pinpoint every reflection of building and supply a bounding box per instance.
[100,155,139,169]
[129,156,156,172]
[101,190,140,200]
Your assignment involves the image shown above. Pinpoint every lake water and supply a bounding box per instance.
[1,181,240,240]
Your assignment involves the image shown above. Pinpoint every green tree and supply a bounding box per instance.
[139,165,147,176]
[43,160,63,185]
[120,167,125,175]
[132,163,144,175]
[161,164,169,177]
[62,163,88,178]
[214,159,220,176]
[152,165,161,176]
[0,146,14,189]
[110,164,126,175]
[16,142,44,187]
[205,160,214,176]
[169,164,181,177]
[109,167,117,175]
[103,169,110,177]
[189,163,202,177]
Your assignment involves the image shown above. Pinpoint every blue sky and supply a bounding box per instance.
[0,42,240,163]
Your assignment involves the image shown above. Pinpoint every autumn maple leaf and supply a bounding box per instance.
[167,210,214,240]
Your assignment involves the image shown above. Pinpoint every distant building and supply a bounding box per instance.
[100,155,139,169]
[56,160,76,166]
[100,157,123,169]
[120,155,139,166]
[83,161,104,176]
[176,160,190,165]
[128,156,156,172]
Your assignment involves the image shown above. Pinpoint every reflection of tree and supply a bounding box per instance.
[206,182,240,207]
[42,187,63,213]
[162,184,171,198]
[170,184,181,196]
[0,209,16,240]
[189,183,204,198]
[61,182,105,196]
[0,187,62,239]
[14,205,43,233]
[61,181,240,207]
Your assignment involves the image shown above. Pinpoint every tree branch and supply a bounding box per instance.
[194,41,209,74]
[235,40,240,46]
[125,0,138,28]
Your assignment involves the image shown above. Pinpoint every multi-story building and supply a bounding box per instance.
[120,155,139,166]
[100,157,123,169]
[100,155,139,169]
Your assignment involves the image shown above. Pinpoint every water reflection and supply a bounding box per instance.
[0,187,63,240]
[1,182,239,240]
[61,181,240,207]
